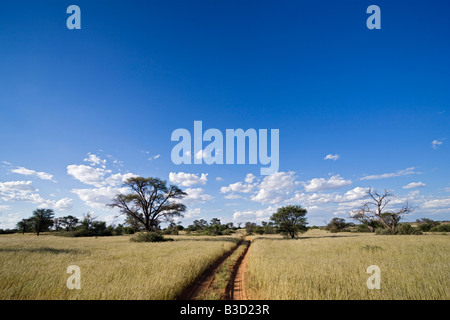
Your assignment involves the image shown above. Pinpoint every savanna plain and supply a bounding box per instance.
[0,230,448,300]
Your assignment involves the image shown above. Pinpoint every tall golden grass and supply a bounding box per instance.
[0,233,239,300]
[246,230,450,300]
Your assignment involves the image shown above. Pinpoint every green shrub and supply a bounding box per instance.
[162,228,179,235]
[355,224,371,233]
[375,224,422,235]
[396,224,422,235]
[430,224,450,232]
[375,228,396,235]
[130,231,171,242]
[221,229,234,236]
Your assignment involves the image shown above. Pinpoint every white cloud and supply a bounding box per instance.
[0,180,72,210]
[0,180,36,194]
[0,212,21,229]
[403,182,426,190]
[148,154,160,160]
[195,150,207,160]
[432,139,443,149]
[67,164,136,188]
[183,188,213,204]
[216,177,223,182]
[67,165,107,187]
[360,167,420,180]
[232,206,277,223]
[303,175,352,192]
[339,187,369,201]
[220,182,254,194]
[11,166,55,182]
[84,153,107,167]
[244,173,256,183]
[104,172,137,186]
[324,154,340,161]
[183,208,202,219]
[51,198,74,210]
[68,156,138,209]
[72,186,127,209]
[422,198,450,209]
[251,171,298,204]
[169,172,208,187]
[289,188,364,207]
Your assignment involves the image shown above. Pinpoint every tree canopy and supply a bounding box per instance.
[109,177,187,232]
[270,205,308,239]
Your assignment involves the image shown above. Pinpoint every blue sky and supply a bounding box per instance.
[1,0,449,228]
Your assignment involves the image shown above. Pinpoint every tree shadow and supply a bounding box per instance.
[0,247,82,254]
[172,237,240,243]
[252,234,360,241]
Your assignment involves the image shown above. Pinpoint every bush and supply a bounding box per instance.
[396,224,422,235]
[355,224,372,233]
[375,228,396,235]
[375,224,422,235]
[130,231,171,242]
[162,228,179,235]
[430,224,450,232]
[221,229,234,236]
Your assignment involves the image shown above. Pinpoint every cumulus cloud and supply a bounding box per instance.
[403,182,426,190]
[84,153,107,167]
[250,171,298,204]
[67,164,136,188]
[0,180,36,194]
[244,173,256,184]
[360,167,420,180]
[220,182,254,194]
[68,155,137,208]
[0,180,72,210]
[10,166,55,182]
[169,172,208,187]
[183,188,213,204]
[71,186,127,209]
[324,154,340,161]
[232,206,277,222]
[422,197,450,209]
[303,175,352,192]
[67,165,107,187]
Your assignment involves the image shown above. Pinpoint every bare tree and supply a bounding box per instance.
[351,189,413,232]
[109,177,187,232]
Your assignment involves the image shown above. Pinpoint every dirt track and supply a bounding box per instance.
[227,239,251,300]
[177,238,251,300]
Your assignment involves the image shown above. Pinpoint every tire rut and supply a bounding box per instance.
[177,238,243,300]
[226,239,251,300]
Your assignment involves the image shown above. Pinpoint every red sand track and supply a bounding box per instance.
[227,239,251,300]
[177,238,251,300]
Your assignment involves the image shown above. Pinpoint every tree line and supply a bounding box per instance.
[2,176,448,238]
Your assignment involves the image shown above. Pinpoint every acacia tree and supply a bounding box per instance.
[60,215,80,231]
[351,189,413,232]
[16,218,32,234]
[109,177,187,232]
[270,205,308,239]
[30,208,55,236]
